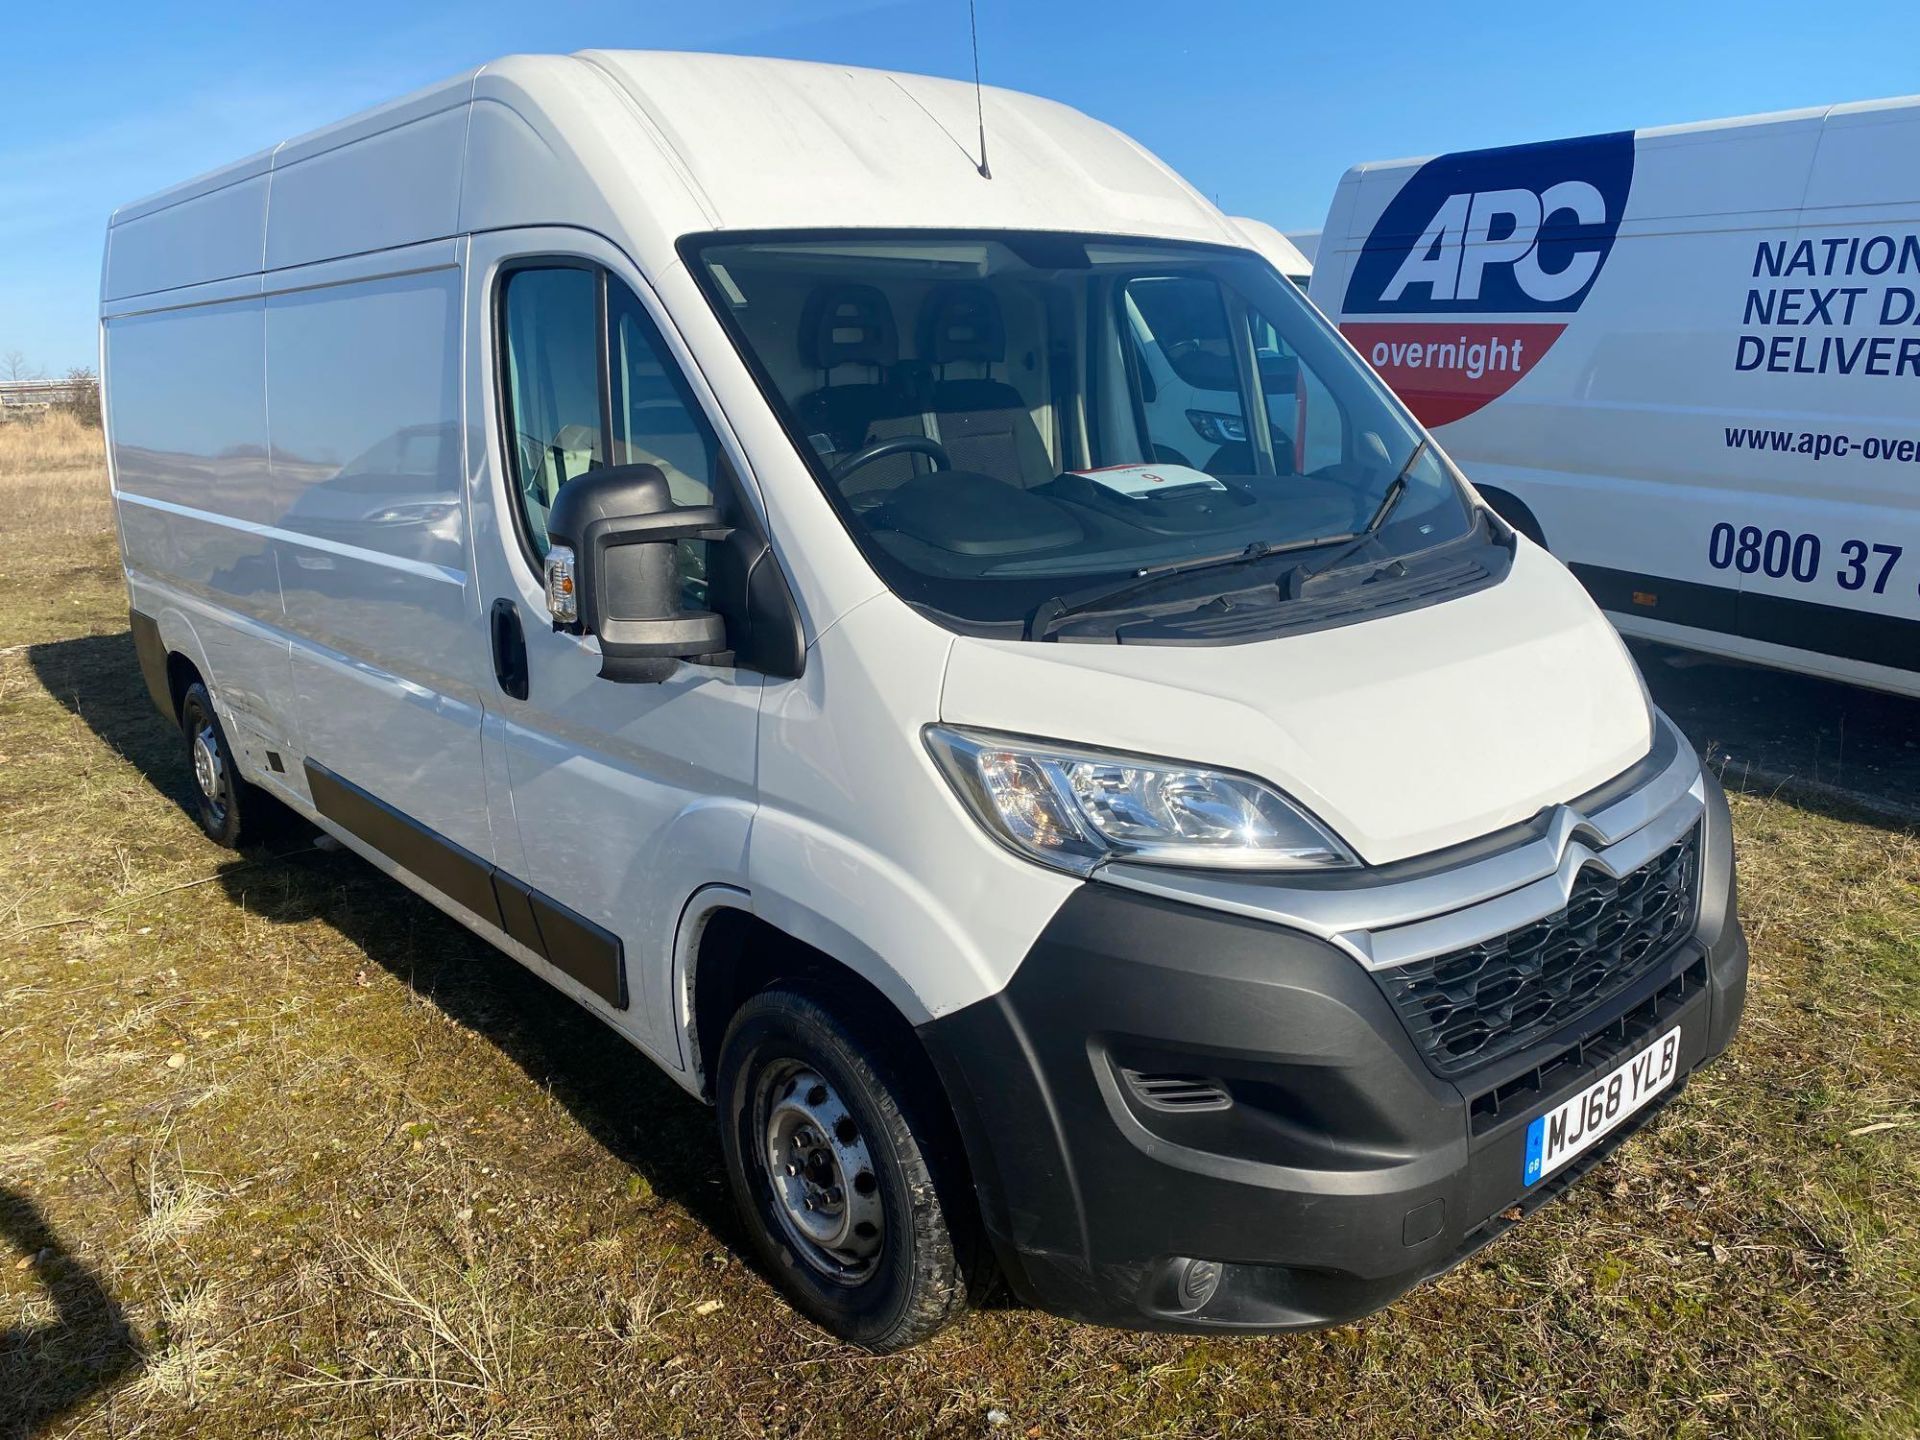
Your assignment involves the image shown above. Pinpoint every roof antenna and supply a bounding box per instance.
[968,0,992,178]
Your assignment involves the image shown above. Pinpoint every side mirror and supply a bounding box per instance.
[543,464,733,684]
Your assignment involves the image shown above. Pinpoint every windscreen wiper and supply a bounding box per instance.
[1027,533,1350,640]
[1286,439,1426,594]
[1026,439,1434,639]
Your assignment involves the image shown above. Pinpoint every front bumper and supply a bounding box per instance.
[918,764,1747,1333]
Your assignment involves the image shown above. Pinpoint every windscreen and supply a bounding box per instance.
[687,233,1474,629]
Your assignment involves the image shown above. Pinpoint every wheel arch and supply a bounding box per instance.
[676,889,938,1104]
[130,598,216,722]
[1473,484,1548,549]
[164,650,205,720]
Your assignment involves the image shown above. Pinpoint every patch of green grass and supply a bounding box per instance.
[1,448,1917,1438]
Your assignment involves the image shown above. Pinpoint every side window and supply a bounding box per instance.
[1245,305,1347,475]
[1127,277,1237,390]
[1119,274,1352,478]
[500,264,725,607]
[608,282,723,609]
[609,284,719,502]
[1121,276,1243,472]
[501,266,604,555]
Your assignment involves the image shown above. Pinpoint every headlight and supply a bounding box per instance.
[1186,409,1247,445]
[924,726,1357,876]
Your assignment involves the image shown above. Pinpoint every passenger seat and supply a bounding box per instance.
[794,283,932,499]
[919,285,1054,489]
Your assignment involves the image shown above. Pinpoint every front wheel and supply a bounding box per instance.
[715,985,976,1351]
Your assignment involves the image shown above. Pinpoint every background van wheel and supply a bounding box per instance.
[178,682,289,849]
[716,984,976,1352]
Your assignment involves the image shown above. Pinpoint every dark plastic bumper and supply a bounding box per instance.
[918,769,1747,1333]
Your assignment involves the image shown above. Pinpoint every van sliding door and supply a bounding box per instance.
[267,245,499,894]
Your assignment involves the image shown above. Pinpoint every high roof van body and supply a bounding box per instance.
[102,51,1746,1348]
[1229,215,1313,284]
[1311,97,1920,696]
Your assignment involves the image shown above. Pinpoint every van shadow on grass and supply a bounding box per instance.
[1633,639,1920,828]
[0,1186,144,1440]
[24,630,743,1259]
[222,842,744,1248]
[25,631,190,815]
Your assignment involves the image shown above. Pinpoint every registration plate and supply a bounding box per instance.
[1523,1025,1681,1186]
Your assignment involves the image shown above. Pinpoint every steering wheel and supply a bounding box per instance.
[830,435,952,484]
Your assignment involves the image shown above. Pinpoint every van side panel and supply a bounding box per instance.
[264,254,493,857]
[266,105,470,272]
[1317,104,1920,692]
[1714,102,1920,676]
[1440,119,1826,623]
[103,155,270,302]
[751,599,1079,1026]
[106,292,295,738]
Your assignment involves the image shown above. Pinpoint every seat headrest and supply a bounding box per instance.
[800,283,899,370]
[920,284,1007,365]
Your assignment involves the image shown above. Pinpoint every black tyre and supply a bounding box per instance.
[715,984,976,1351]
[178,681,285,849]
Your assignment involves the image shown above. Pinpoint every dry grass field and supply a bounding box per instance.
[1,410,1916,1438]
[0,412,108,538]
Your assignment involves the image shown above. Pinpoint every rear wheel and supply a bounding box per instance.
[715,984,975,1351]
[178,682,285,849]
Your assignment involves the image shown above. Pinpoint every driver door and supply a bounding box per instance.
[464,228,762,1067]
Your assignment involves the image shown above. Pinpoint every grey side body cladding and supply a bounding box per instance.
[1572,562,1920,674]
[303,759,629,1011]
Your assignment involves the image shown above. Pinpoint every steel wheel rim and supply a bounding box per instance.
[757,1060,885,1284]
[191,721,228,822]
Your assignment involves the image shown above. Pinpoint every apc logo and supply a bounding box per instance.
[1340,132,1636,427]
[1345,131,1635,316]
[1380,181,1611,305]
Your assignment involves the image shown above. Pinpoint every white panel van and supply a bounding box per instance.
[1123,217,1333,478]
[103,51,1746,1350]
[1229,216,1313,285]
[1310,98,1920,696]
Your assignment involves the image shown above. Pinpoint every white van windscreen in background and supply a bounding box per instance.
[686,233,1485,638]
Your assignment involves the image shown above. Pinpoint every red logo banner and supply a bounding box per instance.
[1341,322,1568,427]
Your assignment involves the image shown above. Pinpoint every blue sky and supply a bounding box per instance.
[4,0,1918,372]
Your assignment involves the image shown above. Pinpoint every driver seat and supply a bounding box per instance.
[793,283,934,499]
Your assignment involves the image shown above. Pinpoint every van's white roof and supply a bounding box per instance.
[105,51,1245,302]
[1340,92,1920,178]
[1225,217,1310,277]
[581,51,1228,237]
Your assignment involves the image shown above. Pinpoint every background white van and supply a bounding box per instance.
[1310,98,1920,697]
[1123,218,1339,474]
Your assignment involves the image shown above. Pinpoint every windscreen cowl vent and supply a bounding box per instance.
[1122,1070,1232,1113]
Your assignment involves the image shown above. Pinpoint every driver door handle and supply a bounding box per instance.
[490,598,529,700]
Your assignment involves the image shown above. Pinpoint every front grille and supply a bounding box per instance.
[1377,827,1700,1077]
